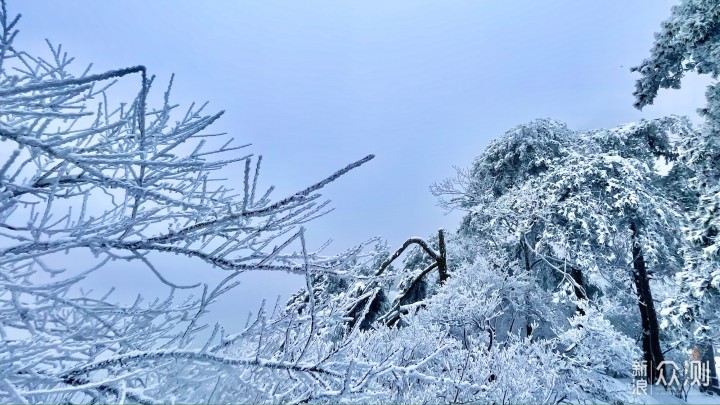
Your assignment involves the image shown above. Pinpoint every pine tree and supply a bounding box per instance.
[434,117,693,383]
[632,0,720,392]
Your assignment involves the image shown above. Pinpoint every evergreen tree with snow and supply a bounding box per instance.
[633,0,720,393]
[434,116,694,384]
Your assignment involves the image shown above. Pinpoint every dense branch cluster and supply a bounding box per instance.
[0,3,380,402]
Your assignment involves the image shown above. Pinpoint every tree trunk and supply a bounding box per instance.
[630,222,665,384]
[437,229,448,283]
[521,240,533,338]
[570,266,586,316]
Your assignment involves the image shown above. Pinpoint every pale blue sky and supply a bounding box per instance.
[11,1,709,326]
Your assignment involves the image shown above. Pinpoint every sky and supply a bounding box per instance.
[9,1,711,328]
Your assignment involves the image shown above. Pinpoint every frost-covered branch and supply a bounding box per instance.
[0,2,376,402]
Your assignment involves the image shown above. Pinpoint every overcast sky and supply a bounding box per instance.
[11,1,710,327]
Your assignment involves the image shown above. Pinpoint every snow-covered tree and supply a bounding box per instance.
[0,3,377,402]
[632,0,720,393]
[433,117,694,383]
